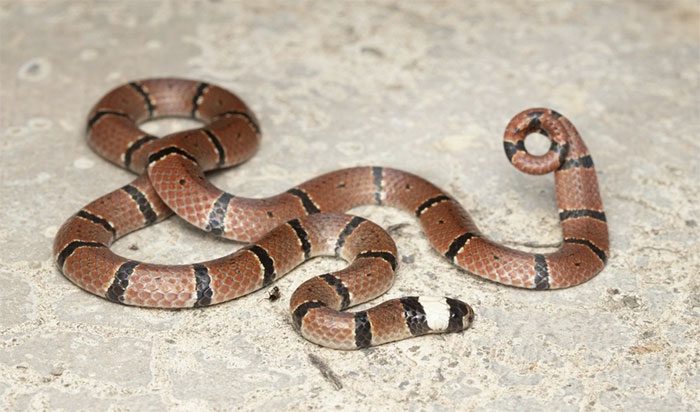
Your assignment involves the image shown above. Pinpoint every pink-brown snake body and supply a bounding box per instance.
[53,78,608,349]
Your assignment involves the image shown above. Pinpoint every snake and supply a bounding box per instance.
[53,78,609,350]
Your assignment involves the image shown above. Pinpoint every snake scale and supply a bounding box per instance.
[53,78,609,350]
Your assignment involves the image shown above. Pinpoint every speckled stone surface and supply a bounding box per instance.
[1,1,698,410]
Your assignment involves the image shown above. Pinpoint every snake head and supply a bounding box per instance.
[445,297,474,332]
[416,296,474,333]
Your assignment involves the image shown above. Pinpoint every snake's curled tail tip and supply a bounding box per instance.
[503,107,574,176]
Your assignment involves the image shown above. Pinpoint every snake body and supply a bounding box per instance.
[53,78,608,349]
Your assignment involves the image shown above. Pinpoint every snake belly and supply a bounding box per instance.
[53,78,608,349]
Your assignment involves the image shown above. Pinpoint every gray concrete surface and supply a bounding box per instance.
[1,0,698,410]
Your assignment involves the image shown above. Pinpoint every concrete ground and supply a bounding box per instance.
[1,1,698,410]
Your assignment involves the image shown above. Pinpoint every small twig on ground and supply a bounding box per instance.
[307,353,343,390]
